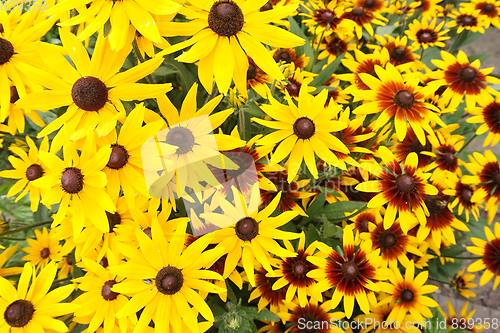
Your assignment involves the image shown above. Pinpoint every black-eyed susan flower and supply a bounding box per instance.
[340,3,388,38]
[316,34,356,65]
[246,57,273,98]
[0,262,79,332]
[32,144,115,238]
[467,93,500,147]
[424,130,464,181]
[413,0,445,20]
[15,29,171,146]
[4,83,45,135]
[406,18,450,51]
[248,263,289,315]
[443,171,481,222]
[464,0,500,28]
[302,0,357,37]
[110,219,226,333]
[441,300,485,333]
[0,137,48,212]
[428,50,500,110]
[272,47,309,70]
[378,260,439,324]
[45,0,180,51]
[0,246,23,278]
[462,150,500,223]
[22,227,62,270]
[467,223,500,289]
[57,254,74,280]
[307,225,389,318]
[279,299,345,333]
[453,268,477,298]
[255,82,349,182]
[351,63,444,145]
[161,0,304,95]
[447,6,488,33]
[370,35,425,71]
[278,68,316,99]
[356,146,438,232]
[393,126,433,169]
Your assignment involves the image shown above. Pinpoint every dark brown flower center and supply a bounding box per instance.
[341,261,360,280]
[303,315,319,333]
[390,47,407,62]
[461,188,472,202]
[156,266,184,295]
[416,29,436,43]
[71,76,108,111]
[424,195,446,215]
[66,257,73,265]
[4,300,34,327]
[364,0,375,8]
[407,253,420,262]
[61,167,84,194]
[99,257,109,268]
[278,51,293,63]
[482,3,495,13]
[410,138,432,155]
[286,82,300,97]
[360,219,370,232]
[143,227,152,239]
[459,66,477,82]
[394,90,415,108]
[0,38,14,65]
[293,117,315,139]
[401,288,414,302]
[351,6,365,15]
[10,86,19,104]
[235,217,259,241]
[455,276,465,289]
[0,24,4,34]
[321,10,335,23]
[165,126,195,155]
[496,250,500,262]
[260,1,272,11]
[101,280,119,301]
[459,15,476,27]
[396,174,415,193]
[26,164,44,181]
[292,261,307,277]
[494,171,500,185]
[40,247,50,259]
[106,211,121,233]
[379,231,397,249]
[208,0,244,37]
[107,144,129,169]
[247,63,257,80]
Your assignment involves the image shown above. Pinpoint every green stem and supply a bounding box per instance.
[0,236,29,241]
[238,106,246,141]
[0,131,37,140]
[449,30,471,55]
[428,277,452,286]
[204,82,219,105]
[420,47,425,60]
[0,220,52,237]
[438,256,479,260]
[311,30,325,71]
[132,38,155,84]
[457,134,478,154]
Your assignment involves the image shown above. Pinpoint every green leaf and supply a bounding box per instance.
[300,192,325,225]
[305,225,322,247]
[375,24,398,37]
[254,309,280,322]
[424,307,448,333]
[449,330,474,333]
[288,16,313,60]
[323,217,338,238]
[440,244,466,257]
[468,53,489,63]
[226,280,237,303]
[320,201,367,220]
[103,20,112,38]
[164,55,196,95]
[310,53,345,89]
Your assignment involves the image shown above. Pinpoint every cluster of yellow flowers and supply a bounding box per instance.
[1,0,500,332]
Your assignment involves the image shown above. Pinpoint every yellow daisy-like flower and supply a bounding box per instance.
[0,246,23,279]
[44,0,180,51]
[0,136,49,212]
[443,171,481,222]
[463,0,500,28]
[405,18,450,51]
[22,227,62,271]
[378,260,439,324]
[32,143,116,238]
[452,267,477,298]
[161,0,304,95]
[0,261,79,332]
[467,223,500,289]
[15,29,171,147]
[5,82,45,135]
[447,6,488,33]
[302,0,357,37]
[255,82,350,182]
[441,300,485,333]
[467,93,500,147]
[110,219,226,333]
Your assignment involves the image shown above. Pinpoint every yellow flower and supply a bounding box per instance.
[22,227,62,271]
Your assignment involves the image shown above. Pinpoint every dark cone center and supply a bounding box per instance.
[494,171,500,185]
[107,144,129,169]
[71,76,108,111]
[444,152,457,166]
[286,82,300,96]
[417,30,434,43]
[455,277,465,289]
[260,1,272,11]
[247,63,258,80]
[401,288,414,302]
[424,195,446,215]
[293,117,315,139]
[235,217,259,241]
[156,266,184,295]
[461,188,472,202]
[303,315,319,333]
[26,164,43,181]
[61,167,84,194]
[106,211,121,233]
[0,24,4,34]
[459,66,477,82]
[4,300,34,328]
[394,90,415,108]
[410,138,432,154]
[364,0,375,8]
[10,86,19,104]
[483,3,495,13]
[101,280,119,301]
[321,10,335,23]
[40,247,50,259]
[390,47,407,62]
[341,261,360,280]
[460,15,476,26]
[279,51,293,63]
[407,253,420,262]
[292,261,307,277]
[99,257,109,268]
[360,219,370,232]
[496,250,500,262]
[379,231,397,249]
[0,38,14,65]
[165,126,195,155]
[143,227,152,239]
[396,174,415,193]
[208,0,244,37]
[351,6,365,16]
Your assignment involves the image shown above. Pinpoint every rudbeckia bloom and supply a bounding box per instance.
[340,3,388,38]
[424,130,464,181]
[0,136,49,212]
[447,6,488,33]
[279,299,345,333]
[44,0,181,51]
[351,63,444,145]
[255,82,349,182]
[467,93,500,147]
[302,0,357,37]
[247,264,288,315]
[467,223,500,289]
[441,300,485,333]
[15,29,171,147]
[463,0,500,28]
[110,219,226,333]
[378,260,439,324]
[405,18,450,51]
[22,227,63,271]
[452,268,477,298]
[161,0,305,95]
[443,171,481,222]
[307,225,389,318]
[0,262,79,332]
[428,50,500,110]
[5,83,46,135]
[356,146,438,232]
